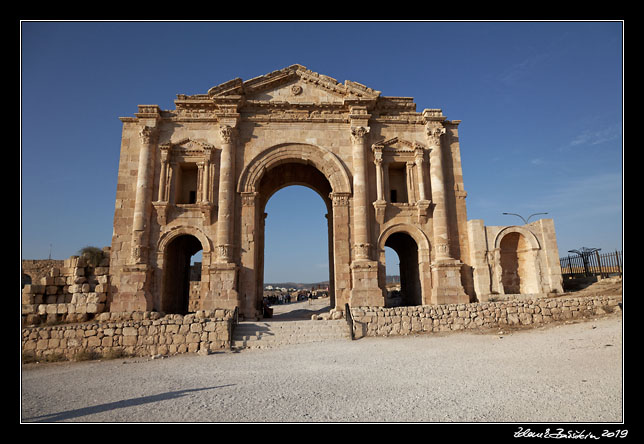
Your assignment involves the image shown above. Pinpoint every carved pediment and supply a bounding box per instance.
[372,137,426,153]
[207,64,381,106]
[160,138,215,161]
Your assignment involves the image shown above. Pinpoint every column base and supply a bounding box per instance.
[110,264,153,312]
[206,262,240,311]
[431,259,469,305]
[350,260,385,307]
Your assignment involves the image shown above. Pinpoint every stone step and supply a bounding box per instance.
[231,319,350,349]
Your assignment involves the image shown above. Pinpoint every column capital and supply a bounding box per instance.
[139,125,158,145]
[425,122,446,146]
[329,192,351,207]
[219,125,236,144]
[350,126,370,145]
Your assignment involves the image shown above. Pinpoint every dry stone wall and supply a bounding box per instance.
[349,295,622,338]
[22,310,235,361]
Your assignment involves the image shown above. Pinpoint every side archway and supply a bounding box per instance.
[493,226,542,294]
[156,226,212,314]
[377,223,432,306]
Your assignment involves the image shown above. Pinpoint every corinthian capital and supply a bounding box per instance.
[351,126,370,145]
[425,123,446,146]
[219,125,235,144]
[139,126,157,145]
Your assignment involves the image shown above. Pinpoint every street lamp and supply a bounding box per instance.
[502,212,549,224]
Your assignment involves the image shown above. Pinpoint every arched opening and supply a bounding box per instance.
[499,231,530,294]
[384,232,422,307]
[257,162,334,320]
[161,234,203,314]
[384,246,401,305]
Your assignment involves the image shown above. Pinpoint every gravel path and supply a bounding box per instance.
[21,313,623,423]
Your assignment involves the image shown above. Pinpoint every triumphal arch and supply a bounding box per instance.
[108,64,563,319]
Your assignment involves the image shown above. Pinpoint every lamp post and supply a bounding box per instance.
[502,212,548,224]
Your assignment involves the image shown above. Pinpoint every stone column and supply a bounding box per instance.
[373,146,385,202]
[349,124,384,307]
[424,110,468,304]
[208,120,240,312]
[158,147,169,202]
[216,124,236,263]
[406,161,415,204]
[131,125,157,264]
[351,125,371,260]
[414,145,428,202]
[426,121,451,261]
[372,145,387,224]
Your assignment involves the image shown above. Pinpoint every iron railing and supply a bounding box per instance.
[560,250,622,279]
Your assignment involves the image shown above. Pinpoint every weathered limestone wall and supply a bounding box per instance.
[22,310,235,360]
[350,295,621,339]
[22,259,64,286]
[21,253,111,326]
[467,219,564,301]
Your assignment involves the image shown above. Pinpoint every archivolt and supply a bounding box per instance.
[237,143,352,194]
[377,223,431,254]
[157,225,212,255]
[493,226,541,250]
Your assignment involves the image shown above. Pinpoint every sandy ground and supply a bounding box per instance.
[21,305,624,423]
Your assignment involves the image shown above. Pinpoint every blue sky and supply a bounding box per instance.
[21,21,623,283]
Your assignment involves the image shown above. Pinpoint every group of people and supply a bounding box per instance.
[263,292,314,306]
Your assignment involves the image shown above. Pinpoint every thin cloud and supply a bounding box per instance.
[567,124,621,148]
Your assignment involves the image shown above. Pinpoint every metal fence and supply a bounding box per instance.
[560,250,622,279]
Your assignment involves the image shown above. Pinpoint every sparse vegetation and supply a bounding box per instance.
[77,246,106,267]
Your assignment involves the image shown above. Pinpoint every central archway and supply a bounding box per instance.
[237,143,353,319]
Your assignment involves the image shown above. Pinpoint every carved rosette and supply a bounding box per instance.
[425,123,445,147]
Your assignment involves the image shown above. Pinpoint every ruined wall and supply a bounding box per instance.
[350,295,621,338]
[22,259,64,287]
[21,252,111,326]
[467,219,564,301]
[22,310,234,360]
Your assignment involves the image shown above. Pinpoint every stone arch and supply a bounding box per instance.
[493,225,541,251]
[493,226,541,295]
[157,225,213,258]
[377,223,432,306]
[156,225,212,314]
[237,143,352,195]
[378,223,431,253]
